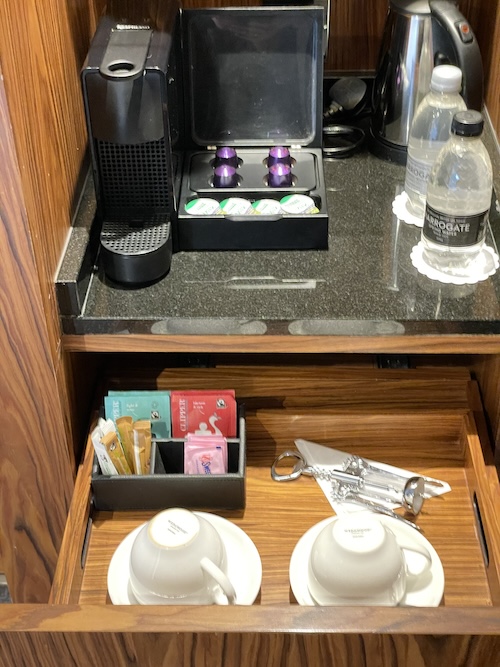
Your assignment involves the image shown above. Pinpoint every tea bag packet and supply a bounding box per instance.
[171,390,237,438]
[91,418,131,475]
[104,390,171,438]
[133,420,152,475]
[91,419,119,475]
[115,416,135,472]
[101,430,132,475]
[184,434,228,475]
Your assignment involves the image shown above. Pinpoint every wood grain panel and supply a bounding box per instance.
[0,613,498,667]
[61,333,500,354]
[472,355,500,462]
[0,0,99,364]
[325,0,387,72]
[0,68,74,602]
[48,440,95,605]
[463,386,500,604]
[0,0,105,470]
[106,0,180,29]
[103,363,471,410]
[2,603,499,635]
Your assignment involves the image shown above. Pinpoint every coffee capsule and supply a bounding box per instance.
[252,199,282,215]
[220,198,253,215]
[280,194,319,214]
[268,146,292,167]
[213,164,239,188]
[185,198,222,216]
[214,146,239,169]
[268,163,293,188]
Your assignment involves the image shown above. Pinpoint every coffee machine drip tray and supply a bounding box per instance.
[176,7,328,252]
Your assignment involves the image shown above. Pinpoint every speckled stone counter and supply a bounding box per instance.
[56,121,500,337]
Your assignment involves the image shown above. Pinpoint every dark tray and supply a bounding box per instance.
[91,413,246,511]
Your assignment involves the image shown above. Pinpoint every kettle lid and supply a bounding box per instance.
[390,0,431,14]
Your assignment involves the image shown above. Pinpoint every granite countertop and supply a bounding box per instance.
[57,120,500,337]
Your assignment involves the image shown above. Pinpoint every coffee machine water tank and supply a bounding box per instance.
[370,0,483,164]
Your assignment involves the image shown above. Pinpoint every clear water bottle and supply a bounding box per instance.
[420,110,493,278]
[404,65,467,218]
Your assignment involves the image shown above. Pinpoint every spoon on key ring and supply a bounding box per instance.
[329,485,423,533]
[399,476,426,515]
[310,465,426,517]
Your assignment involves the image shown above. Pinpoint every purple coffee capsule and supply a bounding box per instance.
[213,164,238,188]
[268,162,293,188]
[268,146,292,167]
[214,146,239,169]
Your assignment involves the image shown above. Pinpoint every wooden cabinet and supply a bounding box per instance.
[1,0,500,665]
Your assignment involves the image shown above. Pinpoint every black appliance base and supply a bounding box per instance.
[176,148,329,252]
[100,217,172,285]
[368,129,408,166]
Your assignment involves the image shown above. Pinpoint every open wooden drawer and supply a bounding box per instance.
[47,365,500,665]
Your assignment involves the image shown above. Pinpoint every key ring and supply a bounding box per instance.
[271,450,310,481]
[270,450,362,487]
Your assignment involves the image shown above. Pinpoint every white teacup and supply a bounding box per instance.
[308,514,432,606]
[129,508,237,605]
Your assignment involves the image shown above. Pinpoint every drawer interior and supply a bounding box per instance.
[51,365,500,611]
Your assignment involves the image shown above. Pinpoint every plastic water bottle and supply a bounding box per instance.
[420,110,493,278]
[404,65,467,218]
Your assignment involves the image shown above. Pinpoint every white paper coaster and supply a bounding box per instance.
[392,191,424,228]
[410,242,499,285]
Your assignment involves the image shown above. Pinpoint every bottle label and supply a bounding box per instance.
[405,154,434,195]
[423,204,488,247]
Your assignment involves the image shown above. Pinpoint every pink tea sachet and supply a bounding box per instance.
[184,434,228,475]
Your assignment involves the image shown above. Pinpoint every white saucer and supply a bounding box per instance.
[290,515,444,607]
[411,241,499,285]
[107,512,262,605]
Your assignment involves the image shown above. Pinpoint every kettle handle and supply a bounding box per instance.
[430,0,483,112]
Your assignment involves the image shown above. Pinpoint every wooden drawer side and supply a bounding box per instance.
[49,439,94,605]
[463,382,500,605]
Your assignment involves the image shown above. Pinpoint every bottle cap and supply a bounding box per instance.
[430,65,463,93]
[451,110,484,136]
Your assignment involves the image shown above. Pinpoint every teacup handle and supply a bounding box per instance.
[200,557,237,605]
[397,538,433,578]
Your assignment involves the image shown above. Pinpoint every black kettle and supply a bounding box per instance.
[370,0,483,164]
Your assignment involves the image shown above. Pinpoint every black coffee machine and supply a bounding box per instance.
[81,9,182,284]
[370,0,483,164]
